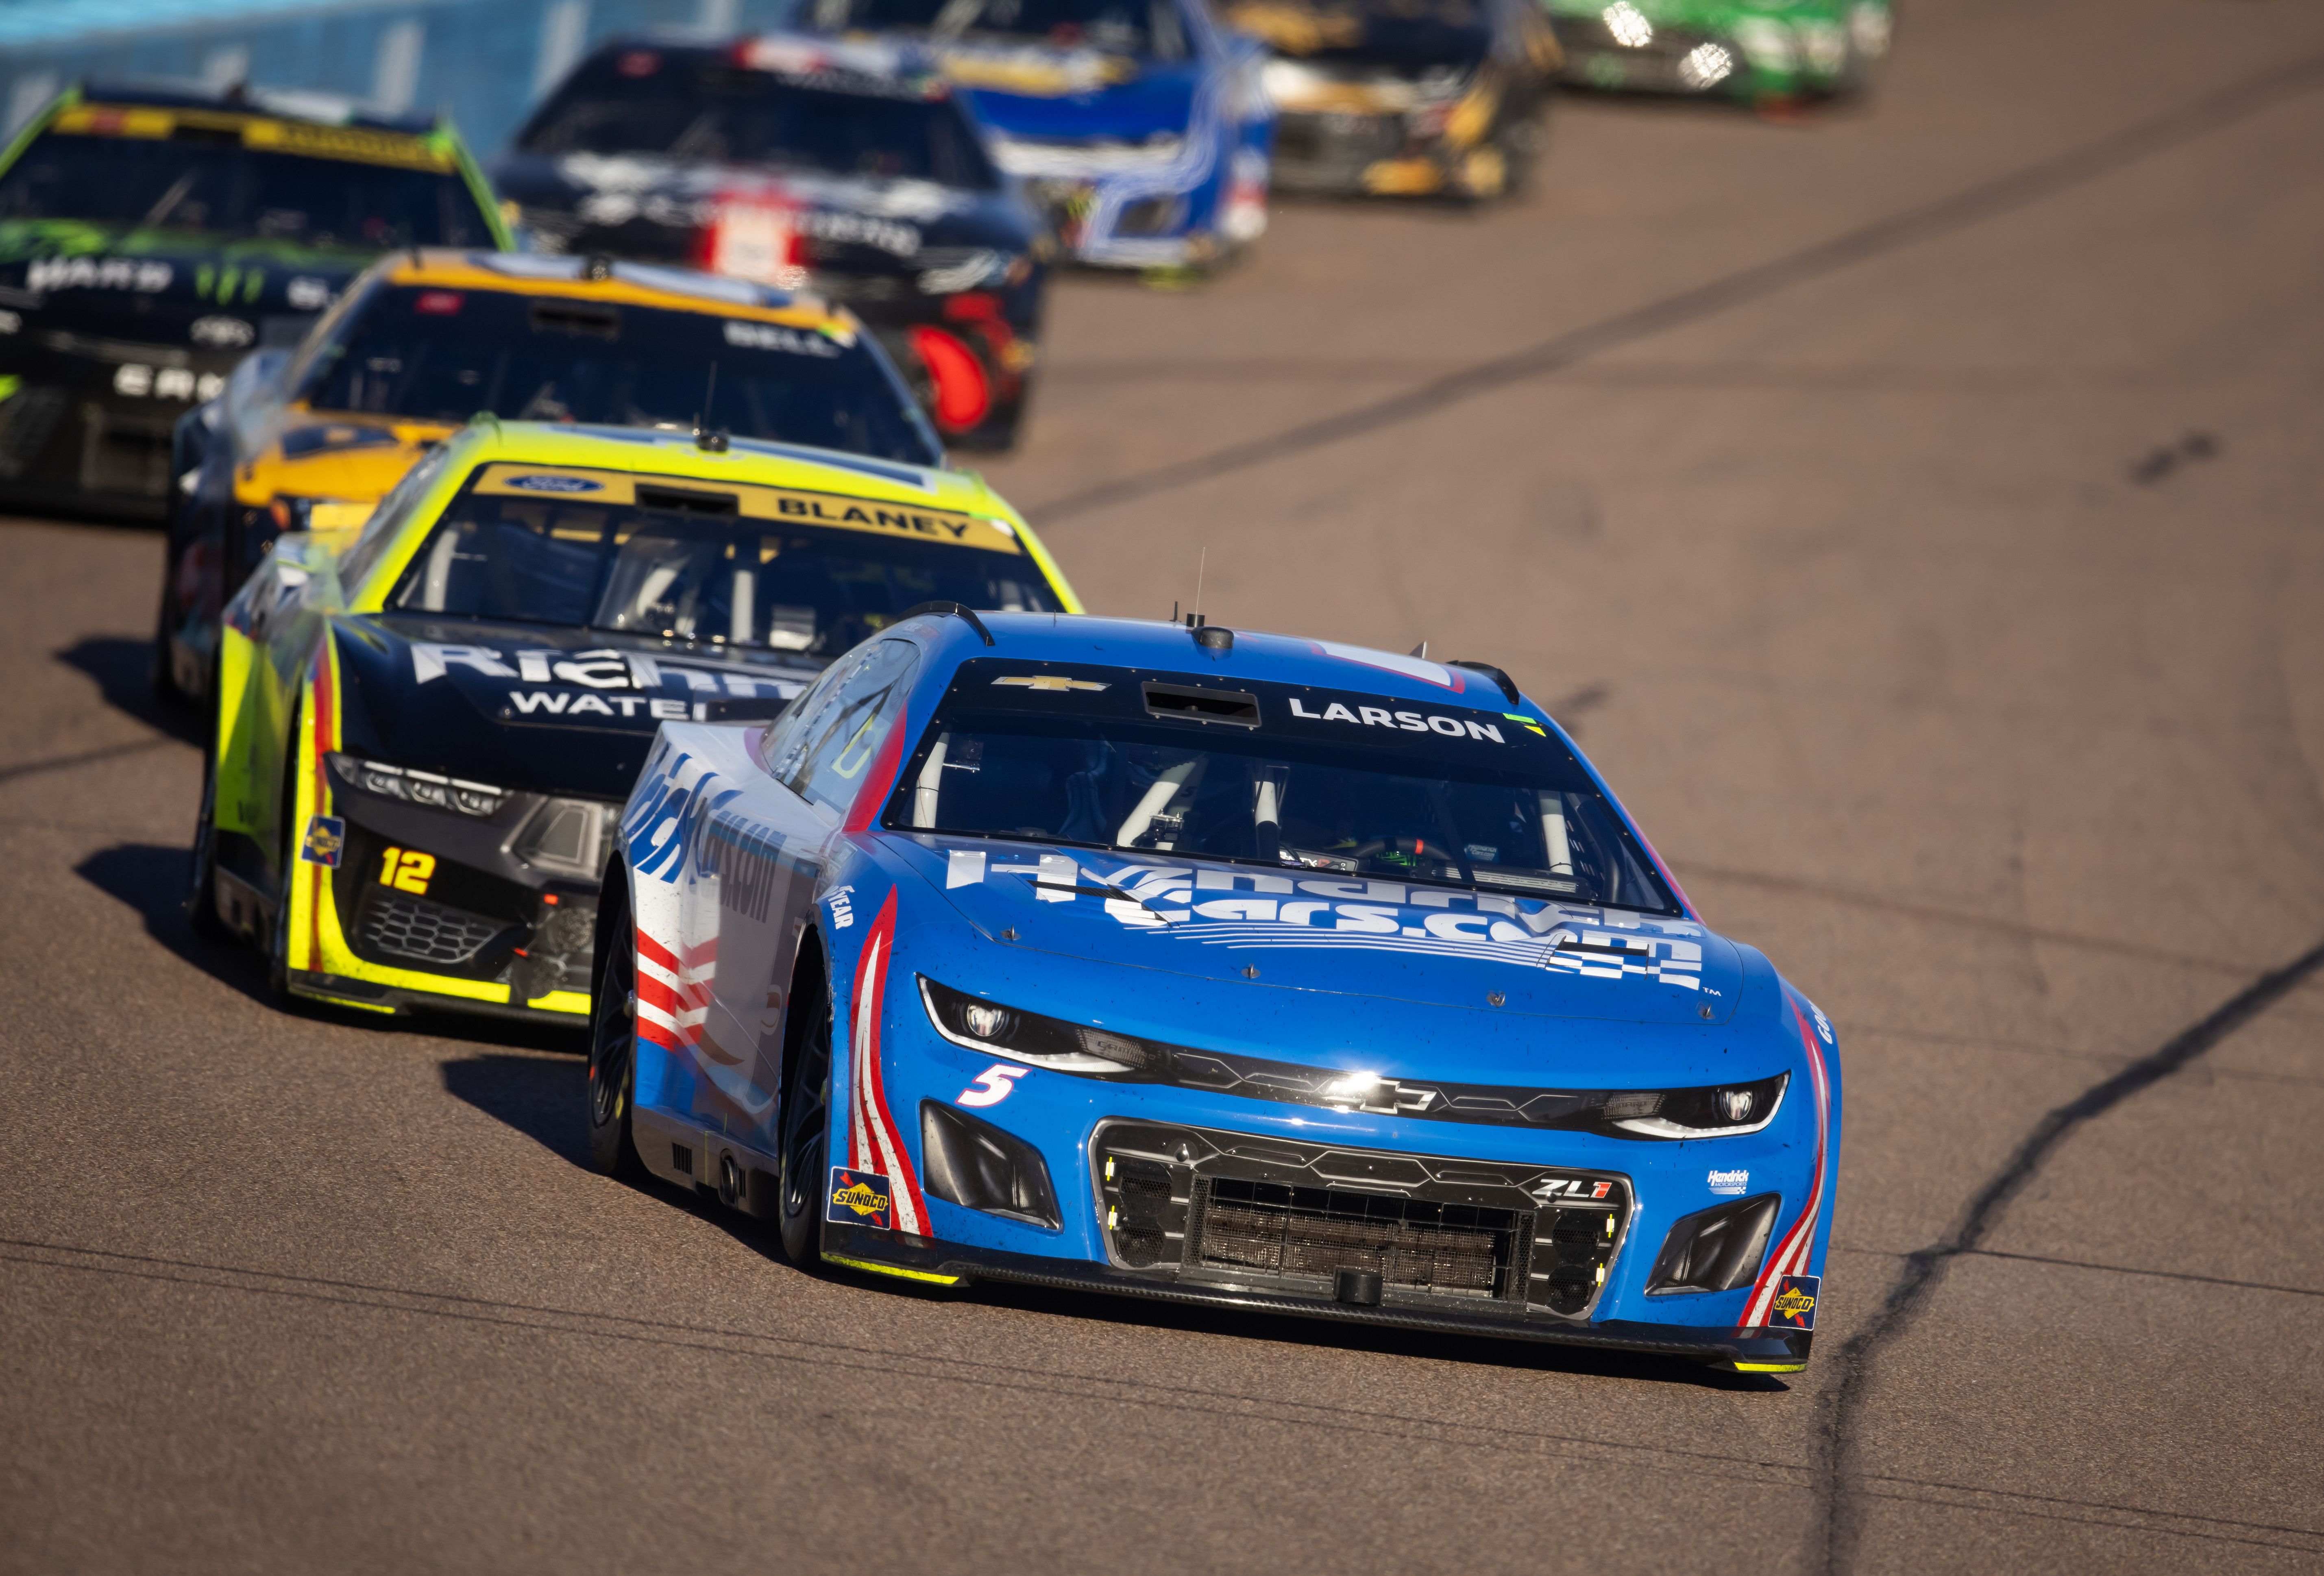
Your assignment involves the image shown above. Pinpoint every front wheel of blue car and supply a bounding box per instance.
[585,921,642,1180]
[777,984,832,1266]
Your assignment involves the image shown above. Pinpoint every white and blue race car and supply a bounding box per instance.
[802,0,1274,271]
[591,610,1839,1371]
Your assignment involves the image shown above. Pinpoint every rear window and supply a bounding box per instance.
[520,53,999,189]
[0,112,494,249]
[296,284,941,465]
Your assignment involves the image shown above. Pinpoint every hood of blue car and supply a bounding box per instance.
[957,58,1202,141]
[888,836,1742,1026]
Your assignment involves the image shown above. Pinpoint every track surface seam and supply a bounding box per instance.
[1025,49,2324,528]
[1807,937,2324,1574]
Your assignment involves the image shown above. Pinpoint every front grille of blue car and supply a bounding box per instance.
[1198,1177,1523,1300]
[1093,1121,1631,1320]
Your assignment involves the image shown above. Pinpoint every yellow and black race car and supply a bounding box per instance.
[160,249,948,703]
[189,418,1080,1024]
[1228,0,1561,200]
[0,81,508,522]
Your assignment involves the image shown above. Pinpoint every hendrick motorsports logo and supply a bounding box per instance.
[1770,1275,1819,1330]
[827,1167,894,1230]
[1708,1168,1749,1195]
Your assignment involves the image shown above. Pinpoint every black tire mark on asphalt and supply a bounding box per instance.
[1810,936,2324,1574]
[0,735,175,786]
[1964,1247,2324,1300]
[1026,50,2324,529]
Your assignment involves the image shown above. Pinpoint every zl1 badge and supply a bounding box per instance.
[1770,1275,1820,1330]
[301,815,346,867]
[827,1167,895,1231]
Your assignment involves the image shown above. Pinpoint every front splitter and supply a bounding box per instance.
[823,1221,1810,1370]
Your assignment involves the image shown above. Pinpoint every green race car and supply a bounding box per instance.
[1539,0,1888,102]
[0,81,508,522]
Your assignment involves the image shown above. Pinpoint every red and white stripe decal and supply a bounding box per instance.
[1738,1001,1833,1329]
[845,889,927,1236]
[634,929,715,1056]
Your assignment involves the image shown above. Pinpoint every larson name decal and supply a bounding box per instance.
[1287,696,1503,741]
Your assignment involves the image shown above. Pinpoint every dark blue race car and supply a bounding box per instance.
[592,611,1840,1371]
[803,0,1274,270]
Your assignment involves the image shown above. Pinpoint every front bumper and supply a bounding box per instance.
[0,338,228,518]
[1002,142,1269,269]
[1271,111,1514,199]
[824,1221,1812,1369]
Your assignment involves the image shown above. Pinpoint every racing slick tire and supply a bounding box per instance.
[584,883,644,1180]
[776,953,835,1267]
[184,751,230,943]
[150,583,187,710]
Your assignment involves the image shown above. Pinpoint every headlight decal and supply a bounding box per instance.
[919,974,1794,1138]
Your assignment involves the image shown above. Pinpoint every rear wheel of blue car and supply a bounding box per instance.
[585,903,642,1179]
[777,966,832,1266]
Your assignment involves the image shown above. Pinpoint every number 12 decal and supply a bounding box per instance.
[957,1064,1029,1107]
[378,846,436,895]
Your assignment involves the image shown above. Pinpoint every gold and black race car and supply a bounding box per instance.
[160,249,948,705]
[1227,0,1560,200]
[0,80,507,522]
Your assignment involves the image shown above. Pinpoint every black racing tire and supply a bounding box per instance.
[150,577,187,709]
[584,887,643,1180]
[776,963,834,1266]
[266,714,307,1010]
[185,751,230,943]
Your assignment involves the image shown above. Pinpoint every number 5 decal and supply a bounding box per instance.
[957,1063,1029,1108]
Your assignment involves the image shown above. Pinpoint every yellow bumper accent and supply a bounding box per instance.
[1732,1361,1808,1373]
[823,1253,962,1286]
[1361,158,1446,196]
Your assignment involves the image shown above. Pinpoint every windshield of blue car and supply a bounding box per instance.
[885,662,1681,913]
[815,0,1191,63]
[384,473,1060,656]
[1223,0,1493,66]
[518,54,1000,188]
[0,123,495,248]
[295,285,941,465]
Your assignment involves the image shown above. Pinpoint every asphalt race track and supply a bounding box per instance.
[5,0,2324,1569]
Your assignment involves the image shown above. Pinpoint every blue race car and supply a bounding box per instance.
[590,611,1839,1371]
[803,0,1274,271]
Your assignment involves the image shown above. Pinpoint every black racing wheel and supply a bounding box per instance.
[777,979,833,1265]
[585,904,643,1179]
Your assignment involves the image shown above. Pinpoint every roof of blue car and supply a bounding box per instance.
[904,612,1542,714]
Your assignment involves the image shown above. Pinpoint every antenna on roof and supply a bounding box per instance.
[1191,546,1207,626]
[694,361,727,451]
[1409,640,1428,658]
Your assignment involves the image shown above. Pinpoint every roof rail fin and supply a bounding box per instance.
[901,600,995,646]
[1447,659,1522,706]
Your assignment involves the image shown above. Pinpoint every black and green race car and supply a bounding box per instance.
[0,81,509,522]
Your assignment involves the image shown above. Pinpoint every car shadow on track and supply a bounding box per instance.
[54,636,205,747]
[951,1278,1787,1391]
[440,1051,594,1168]
[76,841,273,1007]
[76,843,598,1064]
